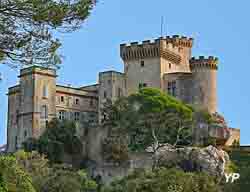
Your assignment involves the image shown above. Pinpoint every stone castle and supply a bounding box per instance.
[6,35,240,152]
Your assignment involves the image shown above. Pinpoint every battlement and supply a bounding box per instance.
[120,35,193,49]
[120,38,161,61]
[165,35,193,48]
[120,38,161,48]
[190,56,218,70]
[120,36,191,63]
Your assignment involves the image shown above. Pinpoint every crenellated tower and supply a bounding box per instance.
[120,35,193,95]
[190,56,218,113]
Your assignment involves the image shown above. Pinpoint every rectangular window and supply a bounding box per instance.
[139,83,143,89]
[60,96,64,103]
[140,60,145,67]
[139,83,147,89]
[43,85,48,98]
[104,91,107,98]
[58,111,66,120]
[75,98,79,105]
[167,82,171,93]
[24,130,27,138]
[172,81,176,97]
[74,112,80,121]
[118,88,122,98]
[167,81,177,97]
[15,136,18,149]
[41,105,48,119]
[16,110,19,124]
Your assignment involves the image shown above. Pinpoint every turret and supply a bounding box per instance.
[98,71,125,122]
[190,56,218,113]
[18,66,57,146]
[190,56,218,70]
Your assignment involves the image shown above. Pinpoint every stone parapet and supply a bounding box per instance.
[19,65,57,78]
[7,85,20,95]
[165,35,193,48]
[120,39,161,61]
[190,56,218,70]
[120,36,185,64]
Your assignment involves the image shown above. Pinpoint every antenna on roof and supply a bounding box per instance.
[160,16,164,37]
[160,16,167,37]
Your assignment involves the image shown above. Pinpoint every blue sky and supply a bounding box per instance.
[0,0,249,145]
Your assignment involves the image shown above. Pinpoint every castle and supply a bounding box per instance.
[6,35,240,152]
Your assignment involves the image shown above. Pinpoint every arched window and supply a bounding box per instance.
[43,84,48,98]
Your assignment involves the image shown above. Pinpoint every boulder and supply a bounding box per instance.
[156,145,229,178]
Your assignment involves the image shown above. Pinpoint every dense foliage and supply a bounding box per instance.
[0,173,8,192]
[0,151,97,192]
[0,0,96,68]
[103,168,220,192]
[102,88,195,163]
[102,136,129,164]
[0,155,36,192]
[23,119,83,163]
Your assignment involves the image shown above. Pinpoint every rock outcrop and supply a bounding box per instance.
[156,145,229,177]
[87,145,229,184]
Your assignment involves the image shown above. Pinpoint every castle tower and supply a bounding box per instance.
[190,56,218,113]
[98,71,125,122]
[120,36,193,95]
[16,66,56,149]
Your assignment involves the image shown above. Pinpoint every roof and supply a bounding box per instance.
[99,70,124,75]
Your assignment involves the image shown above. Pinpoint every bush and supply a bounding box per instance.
[102,168,220,192]
[23,118,83,163]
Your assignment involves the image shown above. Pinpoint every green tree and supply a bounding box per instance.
[103,135,129,164]
[15,150,97,192]
[39,164,96,192]
[0,155,36,192]
[0,173,8,192]
[15,150,51,191]
[102,168,220,192]
[0,0,96,69]
[102,88,194,154]
[23,118,83,163]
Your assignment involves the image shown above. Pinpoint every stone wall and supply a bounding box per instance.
[7,86,20,152]
[88,152,154,184]
[163,72,193,104]
[125,57,161,95]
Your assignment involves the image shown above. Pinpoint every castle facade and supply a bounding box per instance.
[6,35,239,152]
